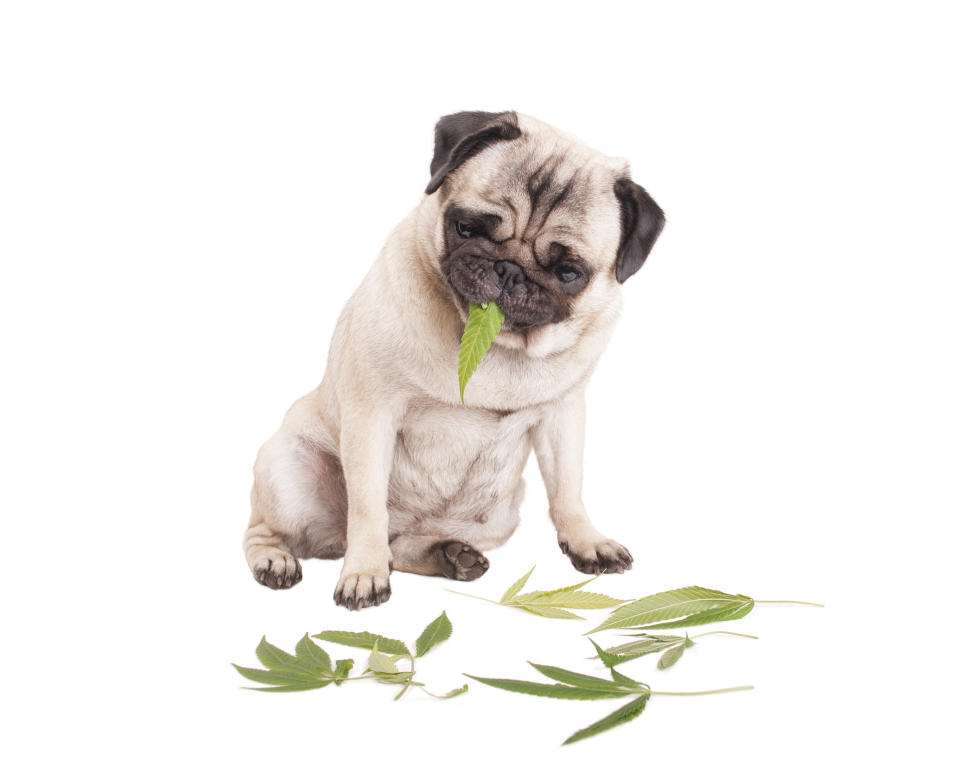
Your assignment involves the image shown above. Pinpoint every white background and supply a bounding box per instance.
[2,1,958,776]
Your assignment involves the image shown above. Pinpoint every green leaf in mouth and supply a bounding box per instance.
[458,301,505,402]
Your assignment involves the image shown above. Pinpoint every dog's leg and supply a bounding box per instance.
[244,431,347,589]
[244,521,303,589]
[389,536,490,580]
[533,388,633,574]
[333,401,403,610]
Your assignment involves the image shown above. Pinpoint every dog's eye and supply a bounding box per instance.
[456,221,475,239]
[554,265,582,283]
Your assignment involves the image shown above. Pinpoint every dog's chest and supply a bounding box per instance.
[389,402,540,521]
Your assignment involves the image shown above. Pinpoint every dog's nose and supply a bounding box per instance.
[494,260,525,291]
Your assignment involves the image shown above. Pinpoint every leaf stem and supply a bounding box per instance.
[445,589,503,605]
[690,630,758,640]
[755,600,824,607]
[650,685,754,697]
[418,686,452,699]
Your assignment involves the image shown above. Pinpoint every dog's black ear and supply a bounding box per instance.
[425,111,521,195]
[613,179,666,283]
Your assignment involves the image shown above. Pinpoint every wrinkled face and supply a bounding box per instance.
[424,112,665,347]
[437,145,623,333]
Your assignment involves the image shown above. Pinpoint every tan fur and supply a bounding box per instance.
[244,113,640,608]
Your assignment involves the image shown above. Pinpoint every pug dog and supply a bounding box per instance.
[243,111,665,610]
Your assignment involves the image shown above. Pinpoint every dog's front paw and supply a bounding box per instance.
[559,535,633,574]
[250,547,303,589]
[333,569,392,610]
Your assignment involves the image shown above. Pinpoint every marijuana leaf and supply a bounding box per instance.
[657,643,686,669]
[366,643,401,674]
[232,635,347,693]
[313,630,410,657]
[463,675,633,700]
[563,692,651,745]
[519,604,583,619]
[594,630,757,670]
[427,684,469,699]
[236,614,465,701]
[452,566,629,620]
[591,634,680,666]
[458,301,505,401]
[415,611,453,657]
[586,586,756,633]
[295,633,332,671]
[528,663,639,692]
[466,660,751,745]
[587,585,823,634]
[332,658,354,685]
[500,567,536,603]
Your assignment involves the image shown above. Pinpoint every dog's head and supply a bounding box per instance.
[424,111,665,350]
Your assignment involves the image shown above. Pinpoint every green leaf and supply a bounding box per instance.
[464,675,630,700]
[332,658,354,685]
[314,630,410,657]
[295,634,332,671]
[529,663,639,692]
[415,612,453,658]
[255,637,302,671]
[517,590,628,609]
[458,301,505,401]
[425,684,470,699]
[232,664,327,687]
[563,692,651,745]
[589,639,632,668]
[500,566,536,603]
[603,634,679,658]
[371,670,415,684]
[519,605,583,620]
[623,602,756,631]
[586,586,755,634]
[657,644,685,669]
[608,666,640,687]
[520,574,597,599]
[367,644,400,674]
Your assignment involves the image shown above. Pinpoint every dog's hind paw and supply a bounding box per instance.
[433,540,490,581]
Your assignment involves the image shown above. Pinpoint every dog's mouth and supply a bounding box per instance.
[443,253,565,333]
[446,285,539,332]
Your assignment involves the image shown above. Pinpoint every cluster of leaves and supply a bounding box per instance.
[451,566,627,619]
[233,612,466,700]
[592,634,692,669]
[233,634,356,692]
[235,571,821,745]
[466,661,750,745]
[447,572,819,743]
[458,301,505,402]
